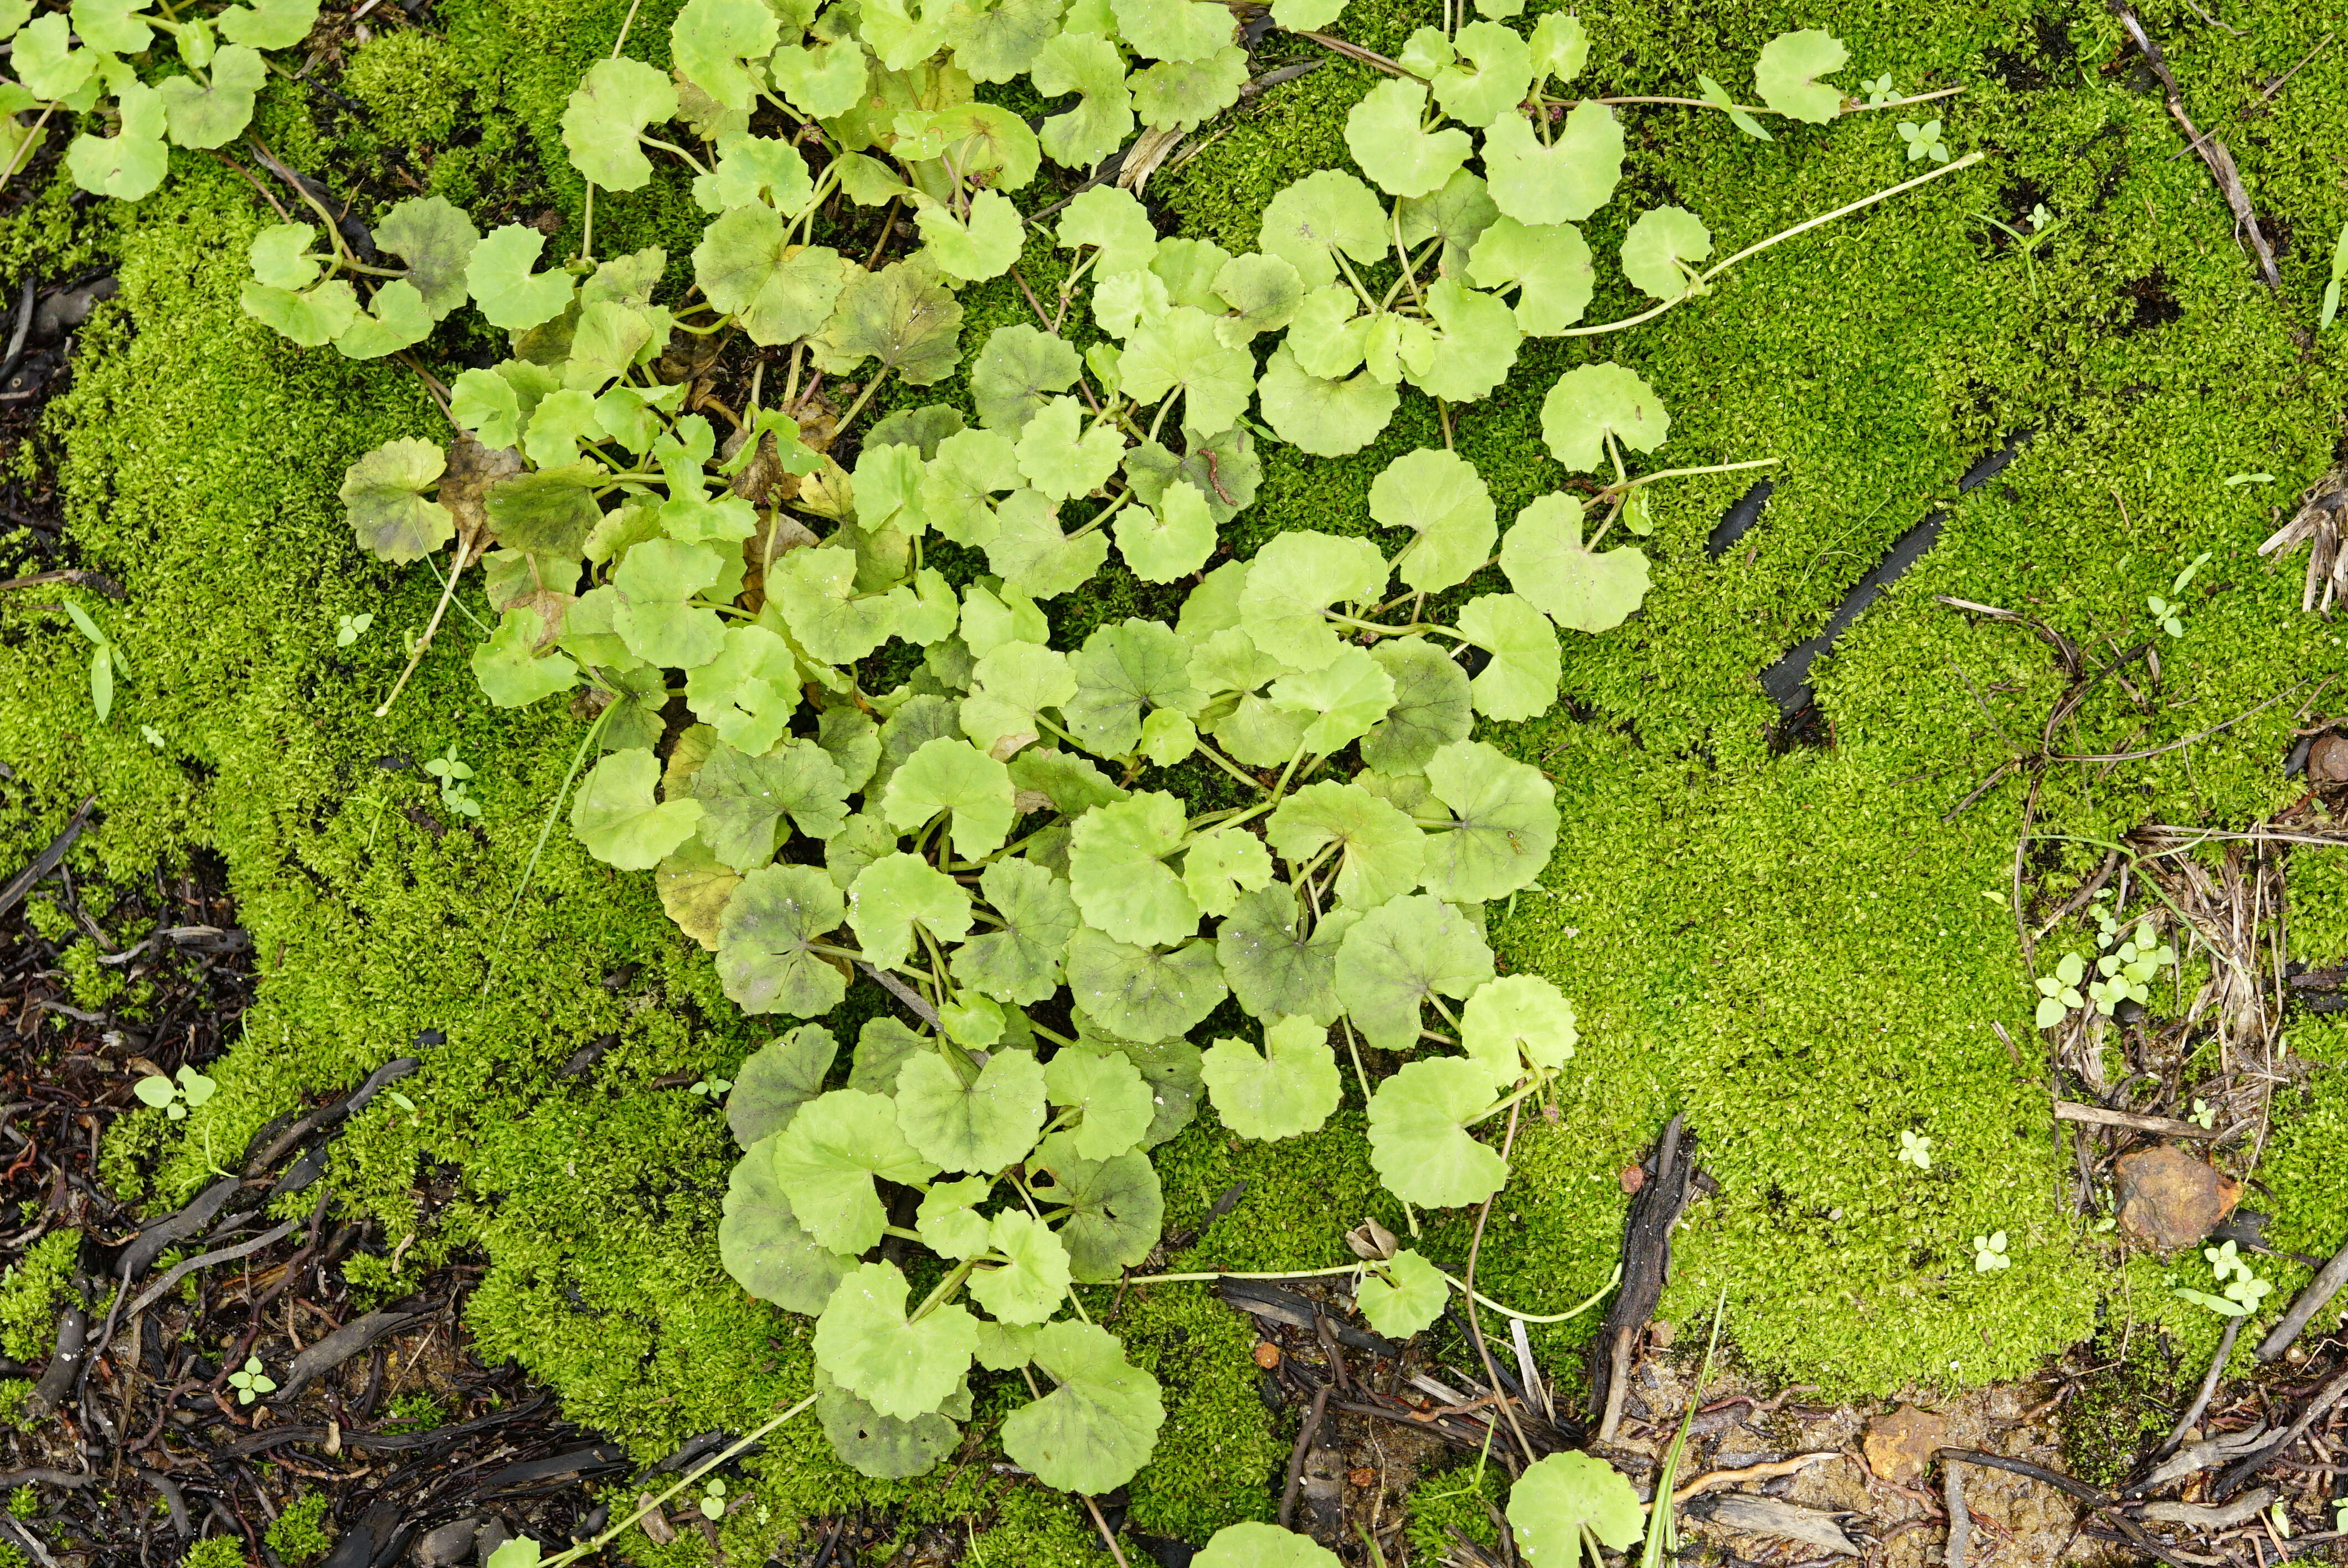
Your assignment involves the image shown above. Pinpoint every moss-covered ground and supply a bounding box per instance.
[4,0,2348,1556]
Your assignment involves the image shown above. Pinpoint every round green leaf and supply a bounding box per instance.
[1500,492,1651,632]
[612,537,728,667]
[573,747,706,870]
[716,863,851,1018]
[696,208,848,345]
[1357,1248,1448,1338]
[376,195,481,319]
[1269,646,1396,757]
[1361,638,1472,772]
[895,1045,1049,1172]
[1120,305,1256,439]
[1032,32,1134,168]
[1366,1056,1507,1208]
[720,1138,853,1314]
[1455,591,1561,721]
[562,56,677,189]
[916,1176,996,1258]
[773,545,902,663]
[1345,78,1471,198]
[915,189,1024,284]
[1031,1140,1165,1279]
[972,323,1082,430]
[1217,885,1345,1024]
[1116,478,1217,583]
[853,1015,930,1095]
[1753,28,1847,124]
[1180,825,1273,919]
[671,0,780,111]
[1069,791,1201,947]
[1045,1047,1156,1160]
[816,1368,960,1479]
[1017,396,1126,501]
[1420,739,1557,903]
[1336,893,1494,1051]
[1238,527,1390,672]
[694,740,851,871]
[1267,781,1425,910]
[1372,447,1495,595]
[1396,168,1499,279]
[779,1092,942,1255]
[158,44,263,148]
[970,1210,1074,1325]
[728,1023,841,1146]
[956,859,1080,1004]
[339,437,451,563]
[1508,1452,1645,1567]
[1410,277,1520,404]
[1064,618,1198,757]
[1201,1015,1340,1140]
[815,260,966,386]
[999,1319,1165,1493]
[691,133,814,214]
[850,852,975,969]
[467,224,574,332]
[883,737,1015,858]
[1482,106,1623,226]
[1065,931,1227,1042]
[1460,973,1577,1087]
[984,488,1112,600]
[946,0,1064,82]
[471,606,580,708]
[1619,205,1713,302]
[1257,344,1399,457]
[1432,21,1532,128]
[1257,170,1387,290]
[814,1261,976,1420]
[1197,1524,1341,1568]
[1466,215,1594,336]
[65,81,166,200]
[1109,0,1228,64]
[962,638,1076,751]
[1527,12,1588,84]
[1538,362,1669,472]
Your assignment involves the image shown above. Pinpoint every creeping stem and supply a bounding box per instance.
[543,1392,819,1567]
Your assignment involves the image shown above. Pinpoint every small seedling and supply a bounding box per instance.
[2028,202,2053,231]
[697,1478,727,1521]
[228,1356,277,1405]
[1897,118,1949,163]
[2148,551,2212,638]
[2034,953,2087,1027]
[1972,1231,2010,1272]
[2322,218,2348,331]
[2177,1238,2272,1316]
[133,1065,218,1121]
[1897,1129,1932,1170]
[61,600,127,724]
[687,1076,732,1099]
[2088,920,2175,1015]
[2333,1498,2347,1532]
[424,746,483,819]
[1861,74,1896,108]
[2188,1098,2216,1129]
[336,612,375,647]
[2224,473,2275,487]
[140,725,165,747]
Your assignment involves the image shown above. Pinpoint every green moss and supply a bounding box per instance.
[60,939,126,1010]
[264,1491,336,1566]
[0,1231,78,1363]
[1404,1459,1506,1565]
[0,1382,29,1432]
[6,1487,34,1519]
[2059,1324,2179,1489]
[961,1488,1114,1567]
[339,32,473,153]
[183,1535,250,1568]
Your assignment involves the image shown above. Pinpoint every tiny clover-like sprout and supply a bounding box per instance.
[466,224,573,332]
[2189,1097,2216,1129]
[1266,782,1425,910]
[1016,397,1125,501]
[1455,592,1561,722]
[1180,826,1273,919]
[883,737,1015,858]
[1507,1451,1644,1568]
[1754,28,1850,124]
[1345,79,1472,199]
[732,1023,854,1145]
[1032,32,1135,170]
[688,1076,732,1098]
[717,863,851,1018]
[1897,117,1950,164]
[915,189,1026,285]
[1337,894,1495,1053]
[1257,345,1401,457]
[849,852,974,969]
[695,209,848,347]
[1201,1015,1340,1141]
[1538,362,1669,472]
[1121,306,1257,439]
[813,260,966,387]
[1420,740,1557,904]
[1363,639,1472,773]
[1468,217,1595,336]
[960,860,1082,1006]
[1046,1048,1156,1160]
[1482,106,1624,228]
[2032,952,2087,1028]
[1500,493,1651,635]
[970,1210,1075,1327]
[1459,974,1576,1086]
[1356,1248,1449,1339]
[572,748,704,871]
[973,324,1082,431]
[1117,479,1218,584]
[340,438,451,564]
[561,56,678,190]
[2146,593,2184,638]
[697,1478,727,1521]
[1973,1230,2011,1272]
[895,1045,1049,1173]
[1239,528,1389,671]
[1196,1524,1341,1568]
[1618,205,1714,303]
[157,44,264,150]
[815,1260,977,1421]
[1065,931,1228,1043]
[1898,1128,1933,1170]
[780,1090,941,1256]
[1070,792,1202,948]
[1367,1056,1507,1208]
[1862,73,1897,108]
[1258,169,1387,290]
[1270,647,1396,758]
[1433,22,1534,130]
[999,1318,1166,1495]
[228,1356,276,1405]
[1372,447,1496,596]
[671,0,780,110]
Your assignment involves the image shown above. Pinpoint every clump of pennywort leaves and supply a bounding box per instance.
[208,0,1986,1539]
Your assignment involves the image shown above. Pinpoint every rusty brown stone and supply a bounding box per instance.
[2311,733,2348,785]
[2114,1144,2241,1253]
[1252,1341,1281,1369]
[1863,1404,1948,1485]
